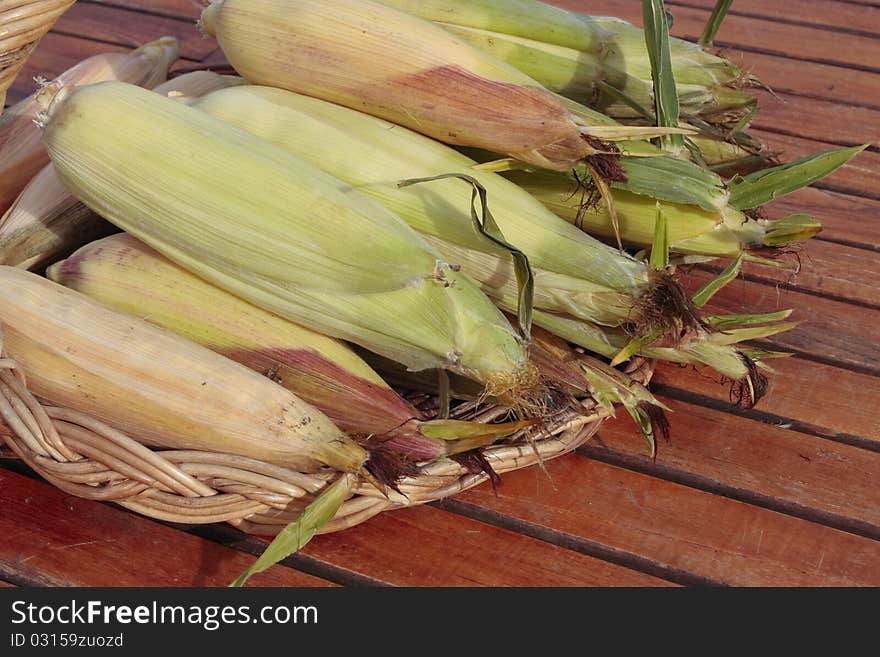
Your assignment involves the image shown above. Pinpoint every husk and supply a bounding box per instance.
[0,266,367,473]
[0,66,243,271]
[193,85,649,308]
[40,81,531,397]
[0,162,115,269]
[198,0,677,172]
[0,36,180,215]
[49,234,537,462]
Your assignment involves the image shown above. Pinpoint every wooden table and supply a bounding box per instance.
[1,0,878,587]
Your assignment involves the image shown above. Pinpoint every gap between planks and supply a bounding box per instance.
[666,0,880,40]
[579,445,879,542]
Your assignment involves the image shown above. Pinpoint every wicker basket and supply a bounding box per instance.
[0,0,74,110]
[0,332,654,535]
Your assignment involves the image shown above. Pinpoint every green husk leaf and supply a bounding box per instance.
[710,321,800,345]
[643,0,684,152]
[740,348,793,364]
[579,125,695,141]
[610,327,663,367]
[470,157,533,173]
[399,173,534,342]
[705,309,793,330]
[741,253,797,269]
[418,418,533,442]
[649,202,669,270]
[699,0,734,47]
[579,362,669,457]
[615,155,728,211]
[624,404,656,458]
[728,145,868,210]
[230,474,355,587]
[691,254,743,307]
[762,213,823,246]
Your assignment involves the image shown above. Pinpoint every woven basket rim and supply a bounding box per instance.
[0,340,655,535]
[0,0,76,109]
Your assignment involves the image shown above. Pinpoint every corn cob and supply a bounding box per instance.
[0,71,243,271]
[385,0,753,122]
[0,163,115,270]
[152,70,245,105]
[197,0,687,174]
[194,85,721,335]
[0,266,367,473]
[48,233,532,462]
[506,170,822,260]
[192,85,773,383]
[193,85,648,313]
[0,36,179,215]
[39,81,534,403]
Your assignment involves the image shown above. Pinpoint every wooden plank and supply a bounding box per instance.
[0,468,332,587]
[554,0,880,71]
[718,47,880,111]
[86,0,204,21]
[449,453,880,586]
[587,396,880,534]
[54,2,215,61]
[5,33,129,105]
[668,0,880,36]
[683,268,880,375]
[651,357,880,446]
[300,505,672,586]
[556,1,880,110]
[699,240,880,309]
[0,461,667,586]
[751,90,880,152]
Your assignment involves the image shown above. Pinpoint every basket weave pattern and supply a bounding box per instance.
[0,0,75,109]
[0,330,654,535]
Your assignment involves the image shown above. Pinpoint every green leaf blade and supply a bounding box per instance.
[399,173,535,342]
[728,145,868,210]
[691,254,743,307]
[615,155,728,211]
[230,474,355,587]
[699,0,734,47]
[643,0,683,152]
[649,203,670,270]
